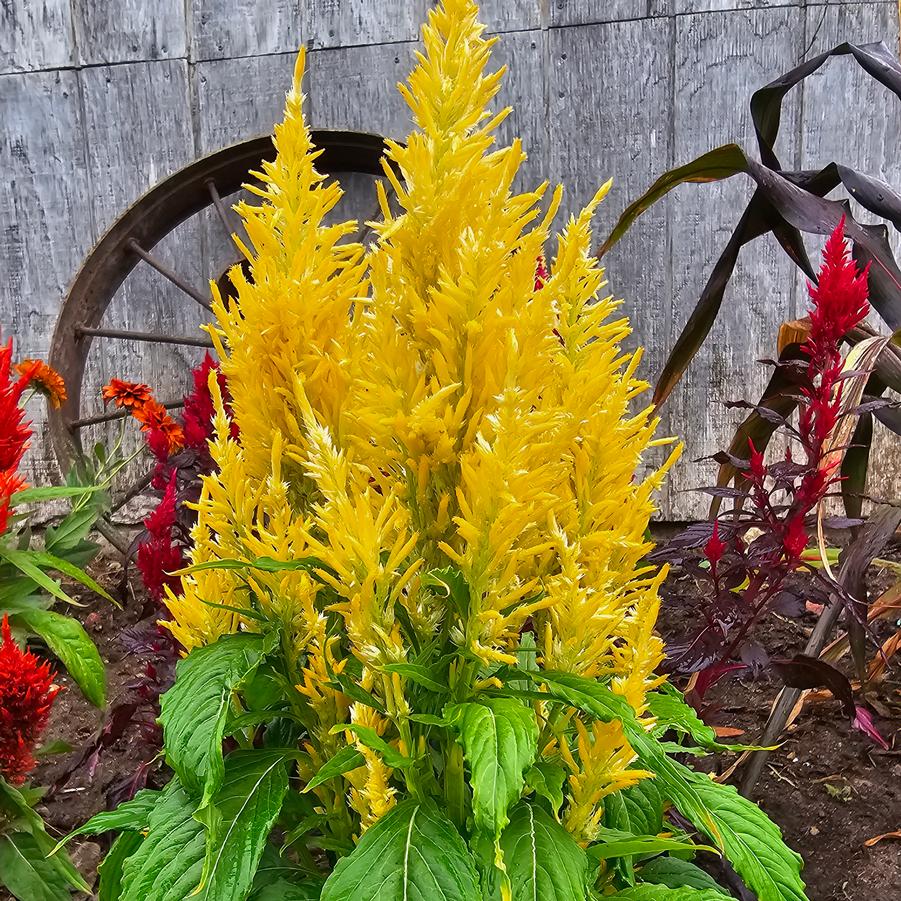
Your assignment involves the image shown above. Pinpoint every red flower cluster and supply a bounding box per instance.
[0,336,37,535]
[0,615,59,783]
[117,354,234,602]
[669,219,873,680]
[136,476,183,601]
[751,218,868,565]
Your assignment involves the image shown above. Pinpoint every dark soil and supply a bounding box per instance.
[13,538,901,900]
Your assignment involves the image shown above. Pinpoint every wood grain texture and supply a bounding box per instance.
[307,41,417,137]
[194,53,297,153]
[662,0,795,17]
[0,70,92,480]
[78,60,205,475]
[550,0,648,27]
[801,1,901,506]
[479,0,543,32]
[666,7,803,519]
[191,0,303,62]
[491,29,548,191]
[549,17,675,512]
[73,0,186,65]
[305,0,428,50]
[0,0,75,74]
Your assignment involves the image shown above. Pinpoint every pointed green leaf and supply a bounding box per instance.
[537,671,807,901]
[15,607,106,706]
[253,878,324,900]
[381,662,449,694]
[321,799,480,901]
[611,886,732,900]
[445,698,538,839]
[0,832,87,901]
[54,788,160,853]
[329,723,413,769]
[98,832,144,901]
[637,857,725,893]
[26,550,115,603]
[646,685,752,752]
[496,802,588,901]
[195,751,289,900]
[120,779,205,901]
[159,631,270,805]
[524,761,566,815]
[587,828,714,861]
[303,745,365,793]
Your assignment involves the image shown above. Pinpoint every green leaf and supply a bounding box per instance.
[159,631,271,806]
[604,778,666,885]
[98,832,144,901]
[637,857,725,893]
[195,750,289,900]
[330,723,414,769]
[174,555,329,576]
[610,886,732,900]
[524,761,566,815]
[421,566,469,618]
[537,671,807,901]
[496,802,588,901]
[587,828,714,861]
[11,486,104,505]
[53,789,160,853]
[44,507,99,555]
[646,685,751,752]
[27,550,115,603]
[0,546,82,606]
[302,745,365,793]
[253,878,324,900]
[15,607,106,706]
[321,799,480,901]
[661,771,808,901]
[120,779,205,901]
[381,662,449,694]
[445,697,538,839]
[0,832,88,901]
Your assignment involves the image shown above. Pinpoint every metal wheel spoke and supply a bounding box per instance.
[110,470,155,514]
[76,325,214,349]
[206,178,239,241]
[126,238,212,312]
[70,400,184,429]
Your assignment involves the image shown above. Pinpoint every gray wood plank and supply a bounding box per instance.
[307,41,417,138]
[194,52,298,153]
[0,0,75,74]
[479,0,543,32]
[0,70,92,481]
[490,30,548,191]
[191,0,303,62]
[73,0,187,65]
[663,0,798,16]
[78,60,204,477]
[550,0,648,27]
[549,17,675,513]
[801,1,901,507]
[666,7,803,519]
[305,0,428,50]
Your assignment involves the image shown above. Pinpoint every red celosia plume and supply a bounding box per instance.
[0,615,59,783]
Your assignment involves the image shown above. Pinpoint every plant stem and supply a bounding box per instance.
[445,740,465,830]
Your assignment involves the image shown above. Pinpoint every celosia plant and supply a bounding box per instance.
[0,335,111,899]
[74,3,809,899]
[660,221,873,688]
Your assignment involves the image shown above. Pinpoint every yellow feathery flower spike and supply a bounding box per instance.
[166,0,681,850]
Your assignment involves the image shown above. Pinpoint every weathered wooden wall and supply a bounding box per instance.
[1,0,899,518]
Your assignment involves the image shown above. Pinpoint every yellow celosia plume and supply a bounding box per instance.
[164,0,681,841]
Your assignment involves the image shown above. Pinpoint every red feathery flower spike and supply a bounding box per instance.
[0,615,60,783]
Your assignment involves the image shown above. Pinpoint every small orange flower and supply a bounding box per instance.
[102,379,153,411]
[15,360,67,409]
[133,398,185,454]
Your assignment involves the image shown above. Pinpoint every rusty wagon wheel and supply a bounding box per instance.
[47,130,390,550]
